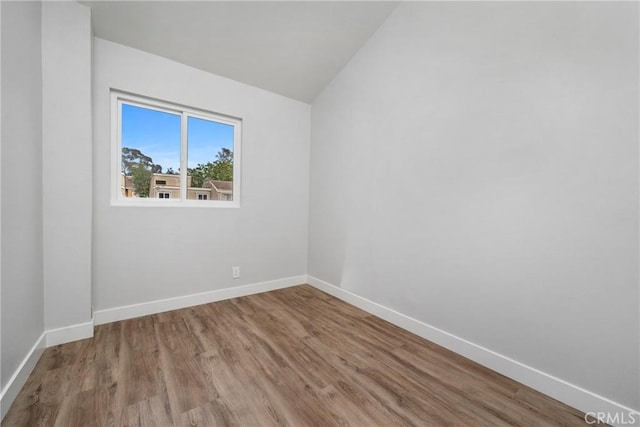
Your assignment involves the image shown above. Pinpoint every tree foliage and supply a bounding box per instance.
[122,147,162,175]
[131,165,152,197]
[188,148,233,188]
[122,147,162,197]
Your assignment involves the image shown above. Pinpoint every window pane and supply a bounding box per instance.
[121,103,181,199]
[187,116,234,201]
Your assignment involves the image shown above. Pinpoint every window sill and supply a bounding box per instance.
[111,199,240,208]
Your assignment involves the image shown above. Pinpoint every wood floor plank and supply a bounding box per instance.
[3,285,605,427]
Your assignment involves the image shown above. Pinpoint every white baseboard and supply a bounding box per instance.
[46,320,94,347]
[0,332,46,420]
[307,275,640,427]
[94,275,307,325]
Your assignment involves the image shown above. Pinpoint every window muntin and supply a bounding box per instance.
[112,91,241,207]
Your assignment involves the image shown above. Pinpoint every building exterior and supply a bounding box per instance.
[202,180,233,201]
[149,173,184,199]
[120,174,137,198]
[121,173,233,200]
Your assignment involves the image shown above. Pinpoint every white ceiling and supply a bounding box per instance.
[81,1,398,103]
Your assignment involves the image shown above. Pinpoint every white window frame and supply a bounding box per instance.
[111,90,242,208]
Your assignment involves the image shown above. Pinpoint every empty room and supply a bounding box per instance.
[1,1,639,426]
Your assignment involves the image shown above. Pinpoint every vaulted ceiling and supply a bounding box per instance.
[81,1,398,103]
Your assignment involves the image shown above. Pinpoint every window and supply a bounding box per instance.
[112,91,241,207]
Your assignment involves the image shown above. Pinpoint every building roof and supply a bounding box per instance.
[205,180,233,194]
[208,180,232,191]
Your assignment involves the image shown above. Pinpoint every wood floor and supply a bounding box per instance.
[3,285,599,427]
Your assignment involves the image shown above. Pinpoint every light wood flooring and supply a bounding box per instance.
[3,285,600,426]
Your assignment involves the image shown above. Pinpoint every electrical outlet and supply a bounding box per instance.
[232,266,240,279]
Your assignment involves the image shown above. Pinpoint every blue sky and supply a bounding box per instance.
[121,103,234,172]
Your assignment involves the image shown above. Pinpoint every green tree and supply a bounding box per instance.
[122,147,162,174]
[212,148,233,181]
[189,165,207,188]
[188,148,233,188]
[131,164,153,197]
[122,147,162,197]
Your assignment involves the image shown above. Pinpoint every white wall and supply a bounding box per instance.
[0,0,44,393]
[92,38,310,312]
[309,2,639,411]
[0,0,3,403]
[41,1,92,331]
